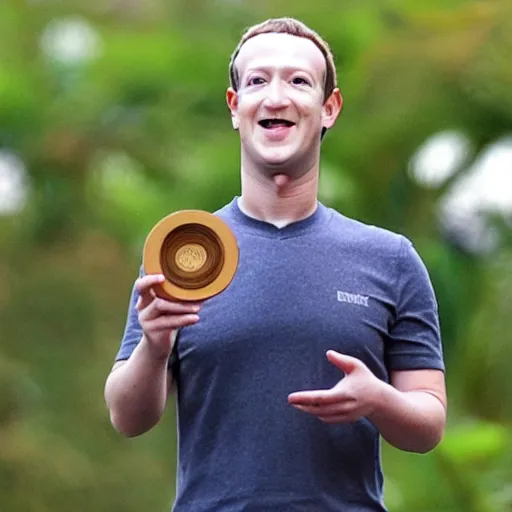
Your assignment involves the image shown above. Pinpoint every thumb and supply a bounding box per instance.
[326,350,360,375]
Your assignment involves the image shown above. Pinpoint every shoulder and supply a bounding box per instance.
[212,200,238,228]
[213,203,232,218]
[213,198,237,218]
[325,206,408,256]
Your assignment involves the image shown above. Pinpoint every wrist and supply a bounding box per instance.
[139,334,173,363]
[368,378,393,421]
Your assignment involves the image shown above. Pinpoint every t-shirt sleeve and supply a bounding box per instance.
[115,265,145,362]
[114,266,180,374]
[386,237,445,372]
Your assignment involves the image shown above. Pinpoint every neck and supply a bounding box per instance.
[239,163,319,228]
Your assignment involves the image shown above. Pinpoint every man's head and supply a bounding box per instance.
[226,18,343,179]
[229,18,338,104]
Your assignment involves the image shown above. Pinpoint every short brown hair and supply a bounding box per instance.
[229,18,337,102]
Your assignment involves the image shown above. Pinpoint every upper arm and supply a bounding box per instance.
[387,238,444,373]
[390,369,447,412]
[109,360,127,374]
[109,358,176,398]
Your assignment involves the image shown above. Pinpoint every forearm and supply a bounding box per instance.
[105,336,171,437]
[369,382,446,453]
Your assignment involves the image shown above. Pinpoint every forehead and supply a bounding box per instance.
[235,32,326,78]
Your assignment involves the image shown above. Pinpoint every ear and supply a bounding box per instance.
[226,88,239,130]
[322,88,343,130]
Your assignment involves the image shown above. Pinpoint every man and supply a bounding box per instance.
[105,18,446,511]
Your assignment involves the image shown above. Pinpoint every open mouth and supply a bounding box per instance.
[258,119,296,129]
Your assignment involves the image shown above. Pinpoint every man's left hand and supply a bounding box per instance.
[288,350,384,424]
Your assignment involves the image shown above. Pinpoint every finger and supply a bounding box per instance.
[139,298,201,322]
[326,350,360,375]
[135,274,166,310]
[136,287,158,308]
[288,389,340,407]
[144,314,200,331]
[135,274,166,294]
[292,401,355,417]
[291,405,357,424]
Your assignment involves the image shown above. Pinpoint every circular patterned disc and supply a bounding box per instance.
[143,210,239,301]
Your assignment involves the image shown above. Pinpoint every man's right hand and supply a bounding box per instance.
[135,274,201,359]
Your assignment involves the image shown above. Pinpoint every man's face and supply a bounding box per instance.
[227,33,342,178]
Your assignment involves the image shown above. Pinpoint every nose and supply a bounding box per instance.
[262,79,291,109]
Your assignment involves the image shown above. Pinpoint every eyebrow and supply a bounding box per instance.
[243,65,318,81]
[245,65,315,74]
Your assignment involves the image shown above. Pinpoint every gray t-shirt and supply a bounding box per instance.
[116,198,444,511]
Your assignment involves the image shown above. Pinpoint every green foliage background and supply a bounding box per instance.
[1,0,511,510]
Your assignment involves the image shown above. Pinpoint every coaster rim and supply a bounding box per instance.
[143,210,239,301]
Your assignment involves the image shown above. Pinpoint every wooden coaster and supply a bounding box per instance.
[143,210,239,301]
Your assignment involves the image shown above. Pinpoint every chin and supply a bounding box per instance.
[262,157,291,168]
[243,144,308,175]
[259,149,296,168]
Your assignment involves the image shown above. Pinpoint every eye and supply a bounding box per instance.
[291,76,311,86]
[247,76,266,86]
